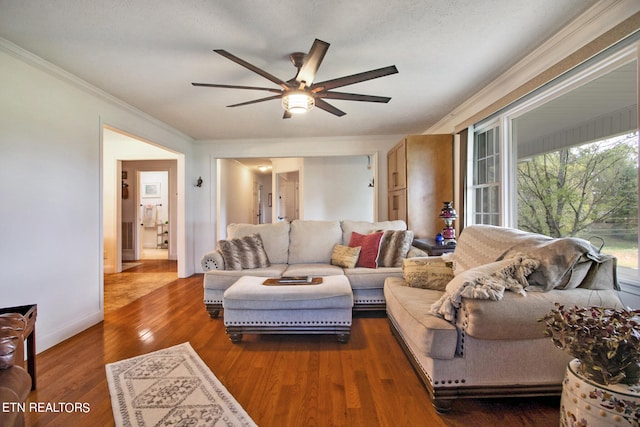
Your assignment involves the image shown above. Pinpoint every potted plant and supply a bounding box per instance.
[540,304,640,426]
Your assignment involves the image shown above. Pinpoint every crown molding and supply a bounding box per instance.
[0,37,193,142]
[427,0,640,134]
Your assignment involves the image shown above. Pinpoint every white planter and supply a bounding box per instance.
[561,359,640,427]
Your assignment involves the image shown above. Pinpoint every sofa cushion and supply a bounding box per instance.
[330,244,361,269]
[384,277,458,360]
[288,220,343,264]
[218,233,270,270]
[403,257,453,290]
[341,220,407,245]
[227,222,290,264]
[345,267,402,290]
[460,288,624,340]
[349,231,384,268]
[203,265,288,291]
[452,225,543,273]
[283,263,345,277]
[430,256,539,321]
[378,230,414,267]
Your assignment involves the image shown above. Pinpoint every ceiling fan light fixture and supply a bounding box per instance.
[282,91,314,114]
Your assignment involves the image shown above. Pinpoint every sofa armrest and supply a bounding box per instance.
[407,246,428,258]
[201,250,225,271]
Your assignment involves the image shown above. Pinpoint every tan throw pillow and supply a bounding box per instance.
[331,244,361,269]
[218,233,271,270]
[403,257,454,290]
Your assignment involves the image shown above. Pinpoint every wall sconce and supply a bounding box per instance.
[195,176,203,188]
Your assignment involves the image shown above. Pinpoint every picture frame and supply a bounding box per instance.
[142,182,161,198]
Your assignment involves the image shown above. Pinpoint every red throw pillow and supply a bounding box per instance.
[349,231,384,268]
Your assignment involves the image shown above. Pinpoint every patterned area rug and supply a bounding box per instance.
[106,342,257,427]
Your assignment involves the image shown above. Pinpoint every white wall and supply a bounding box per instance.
[0,43,194,352]
[192,137,402,266]
[303,156,375,221]
[217,159,255,238]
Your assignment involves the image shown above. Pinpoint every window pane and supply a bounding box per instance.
[490,185,499,214]
[487,156,495,182]
[477,135,486,158]
[486,132,494,156]
[471,126,501,226]
[517,132,638,268]
[477,159,486,184]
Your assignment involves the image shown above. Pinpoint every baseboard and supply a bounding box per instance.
[37,311,103,354]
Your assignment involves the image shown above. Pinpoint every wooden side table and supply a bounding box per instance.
[413,238,456,256]
[0,304,37,390]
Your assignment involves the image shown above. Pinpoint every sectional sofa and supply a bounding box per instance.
[385,224,624,412]
[201,221,625,413]
[201,219,426,318]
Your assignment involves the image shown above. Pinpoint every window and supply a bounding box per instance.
[516,133,638,269]
[471,126,501,225]
[468,41,639,284]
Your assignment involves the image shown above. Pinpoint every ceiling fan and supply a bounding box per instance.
[192,39,398,119]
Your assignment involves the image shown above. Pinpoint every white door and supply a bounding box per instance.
[276,171,299,222]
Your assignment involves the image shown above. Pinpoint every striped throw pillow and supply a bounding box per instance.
[218,233,271,270]
[378,230,414,267]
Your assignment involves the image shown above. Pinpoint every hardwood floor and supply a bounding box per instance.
[25,261,561,426]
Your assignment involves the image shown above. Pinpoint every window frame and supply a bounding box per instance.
[467,40,640,294]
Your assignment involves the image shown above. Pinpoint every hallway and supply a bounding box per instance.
[104,259,177,313]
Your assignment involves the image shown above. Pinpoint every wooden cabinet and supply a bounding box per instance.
[388,188,407,221]
[387,135,453,239]
[387,143,406,191]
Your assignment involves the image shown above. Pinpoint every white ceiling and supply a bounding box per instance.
[0,0,599,141]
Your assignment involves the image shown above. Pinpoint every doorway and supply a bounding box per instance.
[276,171,299,222]
[138,171,169,260]
[103,126,184,276]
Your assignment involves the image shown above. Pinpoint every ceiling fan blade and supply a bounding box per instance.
[314,98,346,117]
[227,94,282,108]
[214,49,289,89]
[295,39,330,86]
[311,65,398,92]
[192,82,282,93]
[317,91,391,103]
[283,110,292,119]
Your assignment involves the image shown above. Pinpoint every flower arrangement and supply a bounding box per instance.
[540,303,640,385]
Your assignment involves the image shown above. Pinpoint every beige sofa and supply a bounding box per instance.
[385,224,624,412]
[201,219,426,318]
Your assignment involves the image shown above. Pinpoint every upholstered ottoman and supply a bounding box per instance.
[223,275,354,343]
